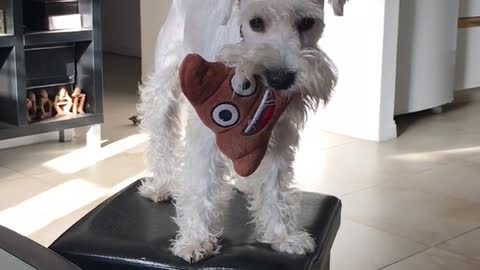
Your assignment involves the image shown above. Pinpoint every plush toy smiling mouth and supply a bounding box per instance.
[244,89,276,136]
[179,53,293,177]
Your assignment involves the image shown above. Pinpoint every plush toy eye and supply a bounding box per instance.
[231,75,256,97]
[212,103,240,128]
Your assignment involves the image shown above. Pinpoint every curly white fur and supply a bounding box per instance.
[170,107,232,262]
[139,0,347,263]
[137,43,186,203]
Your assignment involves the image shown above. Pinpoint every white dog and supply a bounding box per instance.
[139,0,347,263]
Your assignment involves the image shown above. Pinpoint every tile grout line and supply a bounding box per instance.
[433,225,480,248]
[338,163,439,200]
[377,247,432,270]
[342,191,480,249]
[376,225,480,269]
[337,155,457,199]
[434,248,480,264]
[343,216,432,246]
[340,173,480,247]
[338,172,429,199]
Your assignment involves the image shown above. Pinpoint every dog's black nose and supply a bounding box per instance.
[265,69,296,90]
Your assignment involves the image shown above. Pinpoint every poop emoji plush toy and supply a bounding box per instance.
[180,54,292,177]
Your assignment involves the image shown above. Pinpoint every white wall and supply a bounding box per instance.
[312,0,400,142]
[102,0,141,57]
[459,0,480,17]
[140,0,172,80]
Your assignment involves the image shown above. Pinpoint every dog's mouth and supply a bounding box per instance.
[244,89,276,136]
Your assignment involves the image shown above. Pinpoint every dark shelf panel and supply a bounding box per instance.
[0,35,15,48]
[24,29,93,47]
[0,121,16,130]
[0,0,103,141]
[30,113,96,126]
[0,113,103,140]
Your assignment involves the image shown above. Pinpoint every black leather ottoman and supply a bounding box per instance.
[0,225,80,270]
[50,179,341,270]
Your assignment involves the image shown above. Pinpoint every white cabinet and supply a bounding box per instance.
[395,0,459,115]
[456,26,480,90]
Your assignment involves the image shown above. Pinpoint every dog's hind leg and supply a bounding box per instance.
[247,120,315,255]
[138,47,185,203]
[171,111,230,263]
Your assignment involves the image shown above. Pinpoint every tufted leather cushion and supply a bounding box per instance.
[50,179,341,270]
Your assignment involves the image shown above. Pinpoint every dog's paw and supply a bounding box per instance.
[138,181,172,203]
[271,231,316,255]
[171,237,220,263]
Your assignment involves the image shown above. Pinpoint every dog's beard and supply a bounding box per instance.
[297,48,337,110]
[217,43,337,113]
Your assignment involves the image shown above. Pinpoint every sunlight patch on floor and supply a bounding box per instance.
[0,171,146,238]
[0,179,104,236]
[389,146,480,161]
[42,134,148,175]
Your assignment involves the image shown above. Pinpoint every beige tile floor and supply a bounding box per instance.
[1,54,480,269]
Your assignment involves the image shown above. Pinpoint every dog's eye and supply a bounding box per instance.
[250,17,266,32]
[212,103,240,128]
[297,17,315,32]
[231,76,256,97]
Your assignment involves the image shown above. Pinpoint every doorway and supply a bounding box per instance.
[100,0,142,142]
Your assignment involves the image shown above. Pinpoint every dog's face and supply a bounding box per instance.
[219,0,347,110]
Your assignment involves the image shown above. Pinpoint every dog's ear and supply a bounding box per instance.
[328,0,348,16]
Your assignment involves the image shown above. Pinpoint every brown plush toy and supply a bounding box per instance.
[180,54,292,177]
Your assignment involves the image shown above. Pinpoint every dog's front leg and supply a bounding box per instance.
[171,112,230,263]
[247,121,315,255]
